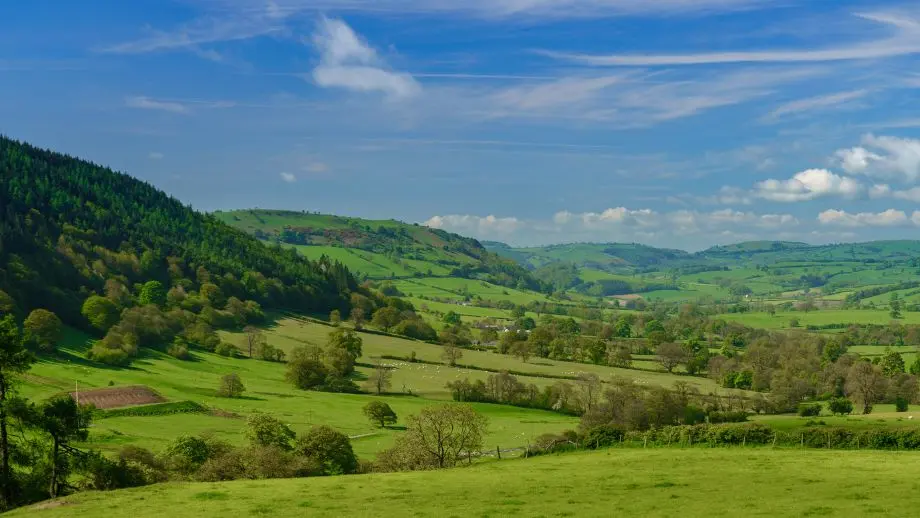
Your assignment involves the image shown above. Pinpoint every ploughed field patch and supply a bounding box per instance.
[71,385,166,409]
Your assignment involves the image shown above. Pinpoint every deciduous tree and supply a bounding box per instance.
[23,309,62,352]
[363,401,397,428]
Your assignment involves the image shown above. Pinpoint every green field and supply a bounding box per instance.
[15,448,920,517]
[21,326,578,459]
[718,310,920,329]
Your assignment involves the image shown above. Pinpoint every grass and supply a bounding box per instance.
[21,326,577,459]
[718,309,920,329]
[15,448,920,517]
[225,317,735,396]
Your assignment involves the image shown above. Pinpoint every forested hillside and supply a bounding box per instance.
[0,136,357,324]
[216,209,542,291]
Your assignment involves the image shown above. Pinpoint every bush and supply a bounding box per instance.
[582,424,625,449]
[214,342,237,357]
[294,425,358,475]
[798,403,822,417]
[217,373,246,398]
[87,344,132,366]
[828,397,854,416]
[167,340,191,360]
[530,431,578,456]
[77,451,149,491]
[896,397,909,412]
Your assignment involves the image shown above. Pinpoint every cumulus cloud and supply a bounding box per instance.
[311,18,420,99]
[817,209,910,228]
[280,172,297,183]
[424,214,521,236]
[753,169,863,202]
[836,134,920,183]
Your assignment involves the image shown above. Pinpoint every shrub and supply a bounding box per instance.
[294,426,358,475]
[798,403,822,417]
[167,340,191,360]
[214,342,237,357]
[896,397,909,412]
[87,344,131,366]
[217,373,246,398]
[77,451,149,491]
[828,397,854,416]
[245,414,295,450]
[582,424,625,449]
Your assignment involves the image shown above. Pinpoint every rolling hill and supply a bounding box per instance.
[0,136,356,323]
[215,209,542,291]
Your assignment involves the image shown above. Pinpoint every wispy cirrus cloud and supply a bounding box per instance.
[544,11,920,66]
[125,96,189,113]
[763,89,869,122]
[193,0,774,20]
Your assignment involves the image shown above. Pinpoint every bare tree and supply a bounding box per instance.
[242,326,266,358]
[364,362,393,395]
[576,373,602,413]
[846,361,888,415]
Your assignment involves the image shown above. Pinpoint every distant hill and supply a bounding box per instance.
[488,240,920,271]
[216,210,543,291]
[486,239,920,300]
[0,136,356,323]
[487,242,694,272]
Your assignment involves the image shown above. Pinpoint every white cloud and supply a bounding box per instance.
[545,11,920,66]
[868,183,920,202]
[125,96,189,114]
[101,14,282,54]
[311,18,420,99]
[836,134,920,183]
[425,214,521,236]
[817,208,910,228]
[753,169,863,202]
[148,152,164,160]
[763,89,868,121]
[280,172,297,183]
[476,66,821,126]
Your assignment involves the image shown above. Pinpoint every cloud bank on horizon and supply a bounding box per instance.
[4,0,920,249]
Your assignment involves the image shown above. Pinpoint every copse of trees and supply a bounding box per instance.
[286,328,363,393]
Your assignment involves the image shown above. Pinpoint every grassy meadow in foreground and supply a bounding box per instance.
[14,448,920,517]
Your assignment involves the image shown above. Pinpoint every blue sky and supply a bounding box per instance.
[4,0,920,250]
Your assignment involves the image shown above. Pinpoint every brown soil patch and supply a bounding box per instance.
[71,385,165,409]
